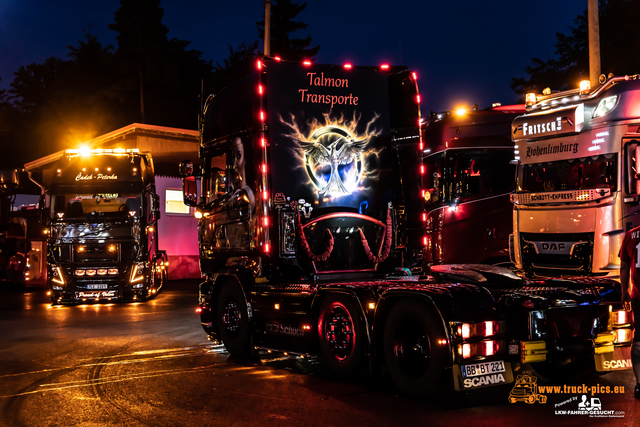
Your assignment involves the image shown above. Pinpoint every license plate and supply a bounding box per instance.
[86,284,108,290]
[76,290,118,299]
[462,360,506,378]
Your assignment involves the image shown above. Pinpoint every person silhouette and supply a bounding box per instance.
[578,394,590,409]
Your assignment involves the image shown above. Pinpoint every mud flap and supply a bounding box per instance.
[594,346,633,372]
[452,362,514,391]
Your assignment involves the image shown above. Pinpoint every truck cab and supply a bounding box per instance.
[181,59,514,397]
[422,104,525,267]
[30,148,167,303]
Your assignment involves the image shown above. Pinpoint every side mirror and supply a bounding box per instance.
[182,176,200,207]
[179,160,194,177]
[152,193,161,221]
[39,194,50,227]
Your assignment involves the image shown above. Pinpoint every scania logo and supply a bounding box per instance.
[603,359,632,370]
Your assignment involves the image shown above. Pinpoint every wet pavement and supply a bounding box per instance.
[1,280,639,426]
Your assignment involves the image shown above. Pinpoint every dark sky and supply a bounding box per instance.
[0,0,588,113]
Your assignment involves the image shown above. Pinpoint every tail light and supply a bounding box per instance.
[614,328,633,344]
[613,309,631,326]
[457,340,500,359]
[456,321,499,339]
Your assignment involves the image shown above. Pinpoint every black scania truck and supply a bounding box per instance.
[30,148,167,303]
[180,59,515,396]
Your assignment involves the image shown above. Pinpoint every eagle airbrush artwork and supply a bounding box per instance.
[282,113,382,197]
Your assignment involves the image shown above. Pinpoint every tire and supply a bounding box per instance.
[383,298,447,397]
[216,280,251,357]
[318,295,365,376]
[531,356,595,381]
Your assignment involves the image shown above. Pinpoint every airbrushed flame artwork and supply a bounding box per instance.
[282,112,381,197]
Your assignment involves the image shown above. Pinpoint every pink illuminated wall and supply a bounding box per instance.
[156,176,201,279]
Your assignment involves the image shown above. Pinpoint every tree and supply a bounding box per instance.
[512,0,640,96]
[257,0,320,62]
[108,0,213,128]
[210,42,261,95]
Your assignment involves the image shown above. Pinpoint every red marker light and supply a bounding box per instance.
[258,85,264,95]
[416,95,421,103]
[262,164,267,173]
[422,212,427,222]
[344,63,352,69]
[412,72,417,80]
[256,60,263,70]
[265,243,270,253]
[423,236,428,246]
[303,60,312,66]
[260,111,265,121]
[419,142,424,151]
[380,64,390,70]
[274,56,282,61]
[263,190,268,200]
[195,307,202,313]
[261,138,266,147]
[420,165,425,174]
[263,217,269,227]
[485,341,495,356]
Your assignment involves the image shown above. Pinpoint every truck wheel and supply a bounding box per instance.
[318,295,364,376]
[532,356,594,381]
[383,298,447,397]
[216,280,251,357]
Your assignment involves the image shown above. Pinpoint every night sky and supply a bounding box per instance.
[0,0,588,114]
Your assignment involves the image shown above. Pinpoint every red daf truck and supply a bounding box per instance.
[180,58,515,396]
[422,104,525,266]
[29,149,167,303]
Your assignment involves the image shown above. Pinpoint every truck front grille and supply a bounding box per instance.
[520,232,594,277]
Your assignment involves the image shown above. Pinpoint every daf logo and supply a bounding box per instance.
[529,240,583,256]
[541,243,565,251]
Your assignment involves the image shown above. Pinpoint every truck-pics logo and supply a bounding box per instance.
[283,113,381,196]
[508,372,547,404]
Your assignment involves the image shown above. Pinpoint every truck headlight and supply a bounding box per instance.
[130,263,145,283]
[51,266,65,285]
[592,95,618,118]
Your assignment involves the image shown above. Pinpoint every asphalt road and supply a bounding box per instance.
[1,280,639,427]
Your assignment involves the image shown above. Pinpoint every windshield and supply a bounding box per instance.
[53,193,143,219]
[520,154,617,193]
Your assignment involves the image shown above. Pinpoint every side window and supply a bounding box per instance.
[423,153,445,206]
[204,154,227,204]
[625,140,638,195]
[451,150,515,202]
[166,189,190,214]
